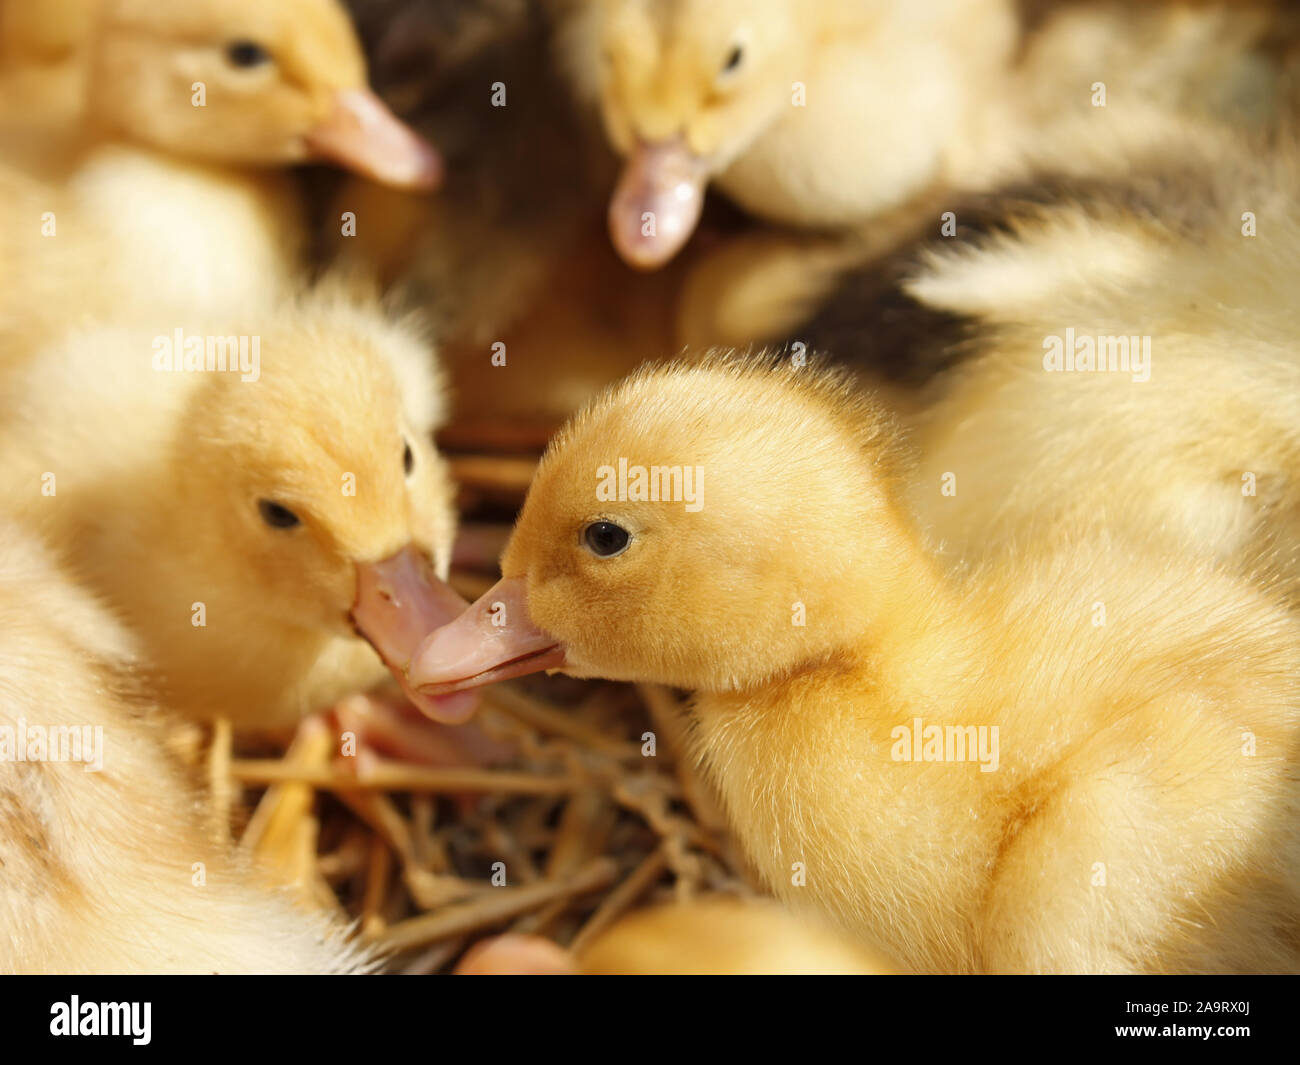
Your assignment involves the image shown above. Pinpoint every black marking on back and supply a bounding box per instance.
[781,168,1197,388]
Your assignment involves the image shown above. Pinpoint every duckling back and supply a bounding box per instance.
[902,128,1300,595]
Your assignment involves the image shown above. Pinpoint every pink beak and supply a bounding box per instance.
[352,546,479,723]
[407,576,566,695]
[305,87,443,190]
[455,934,578,976]
[608,138,710,270]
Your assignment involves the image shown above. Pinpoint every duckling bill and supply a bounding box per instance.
[409,574,565,695]
[303,85,443,190]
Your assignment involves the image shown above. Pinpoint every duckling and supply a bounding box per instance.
[672,0,1300,348]
[781,119,1300,593]
[409,358,1300,974]
[563,0,1019,268]
[0,0,441,329]
[0,523,371,973]
[456,896,896,974]
[0,282,472,729]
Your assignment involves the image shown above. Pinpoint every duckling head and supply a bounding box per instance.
[87,0,442,188]
[175,292,473,721]
[410,356,912,695]
[582,0,806,269]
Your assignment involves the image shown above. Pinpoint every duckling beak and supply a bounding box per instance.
[351,545,479,724]
[407,577,566,695]
[609,138,710,270]
[305,88,444,191]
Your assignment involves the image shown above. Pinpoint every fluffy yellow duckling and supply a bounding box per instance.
[563,0,1018,267]
[672,1,1300,349]
[791,121,1300,593]
[410,358,1300,974]
[0,524,371,973]
[456,896,896,975]
[0,283,472,728]
[0,0,440,328]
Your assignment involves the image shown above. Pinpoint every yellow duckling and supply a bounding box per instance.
[0,524,370,973]
[563,0,1018,267]
[812,121,1300,595]
[0,0,440,330]
[0,283,472,728]
[410,358,1300,974]
[671,0,1300,349]
[0,0,94,60]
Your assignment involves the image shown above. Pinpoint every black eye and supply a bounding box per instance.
[721,43,744,75]
[583,521,630,558]
[258,499,301,529]
[403,441,414,477]
[226,40,271,68]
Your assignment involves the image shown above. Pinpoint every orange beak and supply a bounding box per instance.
[306,88,443,190]
[407,576,566,695]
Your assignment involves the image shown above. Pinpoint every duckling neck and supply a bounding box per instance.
[688,541,992,971]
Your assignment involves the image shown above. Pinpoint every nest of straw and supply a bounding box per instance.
[198,435,757,973]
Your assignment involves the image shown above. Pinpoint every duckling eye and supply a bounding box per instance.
[258,499,301,529]
[583,521,631,558]
[403,440,415,477]
[225,40,272,68]
[720,43,744,76]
